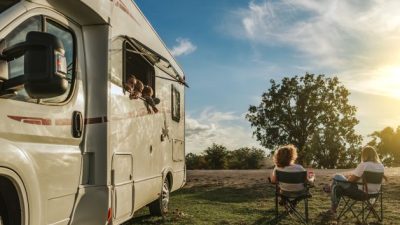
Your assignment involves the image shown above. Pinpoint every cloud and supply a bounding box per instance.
[170,38,197,57]
[185,108,264,154]
[223,0,400,98]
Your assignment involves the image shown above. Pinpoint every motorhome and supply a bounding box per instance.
[0,0,186,224]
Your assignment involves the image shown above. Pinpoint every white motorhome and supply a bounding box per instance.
[0,0,186,224]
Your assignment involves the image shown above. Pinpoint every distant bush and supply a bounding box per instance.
[185,153,208,170]
[203,144,229,169]
[186,144,265,170]
[227,147,265,169]
[368,126,400,167]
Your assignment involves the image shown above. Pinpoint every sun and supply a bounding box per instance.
[375,66,400,98]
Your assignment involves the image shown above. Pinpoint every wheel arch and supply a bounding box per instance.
[0,168,29,225]
[162,167,173,190]
[0,139,43,225]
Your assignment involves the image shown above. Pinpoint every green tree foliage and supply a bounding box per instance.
[246,73,362,168]
[186,144,266,170]
[185,153,208,170]
[368,126,400,166]
[203,144,229,169]
[227,147,265,169]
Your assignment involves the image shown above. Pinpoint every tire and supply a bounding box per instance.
[0,178,21,225]
[0,195,7,225]
[149,178,170,217]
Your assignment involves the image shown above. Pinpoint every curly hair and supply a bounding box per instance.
[273,145,298,168]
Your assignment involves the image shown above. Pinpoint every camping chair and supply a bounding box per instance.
[273,171,312,224]
[336,171,384,224]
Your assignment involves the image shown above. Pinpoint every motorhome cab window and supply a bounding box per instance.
[1,16,75,103]
[0,0,19,13]
[123,41,155,95]
[5,16,41,79]
[171,85,180,122]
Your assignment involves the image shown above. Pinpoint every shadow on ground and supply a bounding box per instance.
[178,184,275,204]
[127,169,400,225]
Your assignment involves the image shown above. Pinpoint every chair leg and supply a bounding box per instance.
[338,198,361,223]
[275,193,279,220]
[338,193,384,224]
[305,198,308,223]
[381,191,383,222]
[288,201,308,225]
[365,198,380,221]
[337,197,350,221]
[349,201,362,224]
[362,201,365,223]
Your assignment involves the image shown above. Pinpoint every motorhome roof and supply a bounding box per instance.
[25,0,186,83]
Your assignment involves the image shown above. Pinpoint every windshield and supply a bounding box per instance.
[0,0,19,13]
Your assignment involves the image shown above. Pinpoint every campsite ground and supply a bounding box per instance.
[130,168,400,225]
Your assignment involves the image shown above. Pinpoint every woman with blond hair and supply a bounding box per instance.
[327,146,386,214]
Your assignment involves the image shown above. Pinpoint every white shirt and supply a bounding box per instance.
[273,164,306,192]
[352,161,384,194]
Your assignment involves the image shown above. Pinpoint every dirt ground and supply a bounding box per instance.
[131,168,400,225]
[185,168,400,189]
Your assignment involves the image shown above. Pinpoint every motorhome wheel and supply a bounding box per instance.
[0,205,5,225]
[149,178,170,216]
[0,196,5,225]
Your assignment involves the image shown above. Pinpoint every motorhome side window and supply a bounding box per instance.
[123,41,155,96]
[1,16,75,103]
[171,85,180,122]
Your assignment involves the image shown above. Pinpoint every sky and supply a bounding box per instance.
[135,0,400,154]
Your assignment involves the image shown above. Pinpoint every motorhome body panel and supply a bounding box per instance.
[0,4,86,225]
[66,23,112,225]
[81,24,110,186]
[27,0,110,25]
[0,0,186,224]
[108,2,186,223]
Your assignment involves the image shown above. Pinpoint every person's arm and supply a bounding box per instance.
[348,162,365,183]
[270,167,277,183]
[270,174,276,183]
[383,174,389,182]
[347,174,360,183]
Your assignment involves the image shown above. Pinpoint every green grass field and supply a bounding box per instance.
[128,169,400,225]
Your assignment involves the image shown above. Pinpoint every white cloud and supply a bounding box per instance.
[223,0,400,99]
[185,108,264,154]
[170,38,197,57]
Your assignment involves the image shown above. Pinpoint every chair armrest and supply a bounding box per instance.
[333,178,363,185]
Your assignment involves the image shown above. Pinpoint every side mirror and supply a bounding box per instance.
[1,31,68,99]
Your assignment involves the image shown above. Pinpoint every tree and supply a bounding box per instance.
[246,73,362,168]
[368,126,400,166]
[203,143,229,169]
[185,153,208,170]
[228,147,265,169]
[186,145,265,170]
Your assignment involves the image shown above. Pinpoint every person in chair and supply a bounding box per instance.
[327,146,387,215]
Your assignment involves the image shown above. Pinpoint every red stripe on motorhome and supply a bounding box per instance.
[84,117,104,125]
[7,108,171,126]
[7,115,52,126]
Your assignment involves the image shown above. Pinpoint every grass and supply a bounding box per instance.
[127,170,400,225]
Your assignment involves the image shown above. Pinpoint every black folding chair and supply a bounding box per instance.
[274,170,312,225]
[336,171,384,224]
